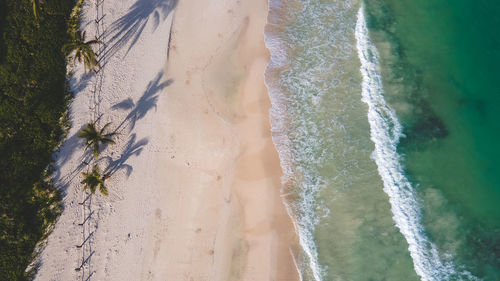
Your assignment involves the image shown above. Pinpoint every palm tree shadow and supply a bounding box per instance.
[70,71,93,94]
[111,97,134,111]
[113,71,173,133]
[101,133,149,177]
[54,147,94,196]
[103,0,178,62]
[52,123,92,195]
[56,125,84,168]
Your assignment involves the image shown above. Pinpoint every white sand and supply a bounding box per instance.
[35,0,299,280]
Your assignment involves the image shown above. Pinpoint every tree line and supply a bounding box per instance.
[0,0,104,279]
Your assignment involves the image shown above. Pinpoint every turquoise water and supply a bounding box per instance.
[265,0,500,280]
[365,0,500,279]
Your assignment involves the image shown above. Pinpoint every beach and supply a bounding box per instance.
[35,0,299,280]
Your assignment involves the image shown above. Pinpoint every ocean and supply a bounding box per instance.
[265,0,500,280]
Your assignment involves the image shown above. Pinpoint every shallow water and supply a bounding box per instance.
[365,0,500,279]
[266,1,417,280]
[265,0,500,280]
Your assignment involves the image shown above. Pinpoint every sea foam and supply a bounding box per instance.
[264,0,325,280]
[354,6,477,281]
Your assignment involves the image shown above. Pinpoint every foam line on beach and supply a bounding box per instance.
[354,6,479,281]
[264,0,325,280]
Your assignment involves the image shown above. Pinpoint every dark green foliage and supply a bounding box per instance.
[78,122,116,158]
[0,0,75,279]
[81,165,108,196]
[63,30,101,72]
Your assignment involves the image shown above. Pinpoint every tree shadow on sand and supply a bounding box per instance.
[52,124,96,195]
[112,71,173,133]
[99,133,149,177]
[53,151,95,197]
[102,0,178,62]
[70,71,94,94]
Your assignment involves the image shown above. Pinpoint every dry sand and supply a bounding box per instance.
[35,0,299,280]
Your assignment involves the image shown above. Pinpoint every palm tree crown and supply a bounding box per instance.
[62,31,102,72]
[78,122,116,158]
[81,165,108,195]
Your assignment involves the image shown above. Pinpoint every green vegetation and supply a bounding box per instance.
[64,0,101,73]
[0,0,78,279]
[63,30,102,72]
[81,165,109,196]
[0,0,110,277]
[77,121,116,196]
[78,122,116,158]
[30,0,41,20]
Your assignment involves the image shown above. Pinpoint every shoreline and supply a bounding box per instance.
[35,0,300,280]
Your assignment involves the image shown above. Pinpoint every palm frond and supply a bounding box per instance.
[100,122,112,134]
[84,142,93,152]
[62,42,77,55]
[93,142,100,158]
[99,183,108,196]
[86,39,102,46]
[63,30,102,72]
[101,138,115,144]
[81,165,104,194]
[79,122,116,159]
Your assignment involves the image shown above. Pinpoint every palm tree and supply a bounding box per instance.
[78,122,117,158]
[62,31,102,72]
[81,165,108,195]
